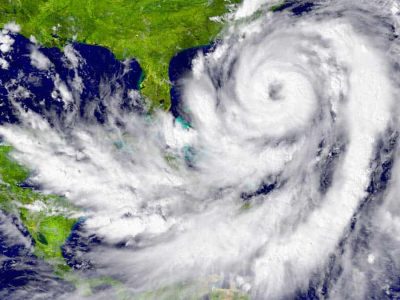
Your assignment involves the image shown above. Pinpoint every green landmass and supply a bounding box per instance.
[0,145,251,299]
[210,289,249,300]
[134,277,250,300]
[66,275,131,299]
[270,1,286,12]
[231,1,288,35]
[0,145,76,269]
[0,0,240,109]
[0,145,129,295]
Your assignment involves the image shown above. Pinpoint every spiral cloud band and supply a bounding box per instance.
[1,0,400,299]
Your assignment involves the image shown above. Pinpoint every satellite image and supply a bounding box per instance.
[0,0,400,299]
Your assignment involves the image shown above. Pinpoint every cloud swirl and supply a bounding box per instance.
[1,0,400,299]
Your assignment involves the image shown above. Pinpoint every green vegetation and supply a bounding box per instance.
[0,0,240,109]
[20,208,75,263]
[231,1,286,33]
[0,145,122,295]
[0,145,250,297]
[210,289,249,300]
[65,275,131,299]
[240,201,252,211]
[133,279,250,300]
[270,1,286,12]
[0,145,76,268]
[0,145,29,185]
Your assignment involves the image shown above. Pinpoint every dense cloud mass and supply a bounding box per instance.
[1,0,400,299]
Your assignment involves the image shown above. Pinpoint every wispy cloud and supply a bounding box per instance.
[1,0,400,298]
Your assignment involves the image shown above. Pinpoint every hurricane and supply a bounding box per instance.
[1,0,400,299]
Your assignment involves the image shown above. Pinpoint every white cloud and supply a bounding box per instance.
[0,57,9,69]
[4,21,21,33]
[30,47,52,70]
[0,33,14,53]
[1,1,400,299]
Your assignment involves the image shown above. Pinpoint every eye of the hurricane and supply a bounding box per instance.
[233,63,317,138]
[267,81,284,101]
